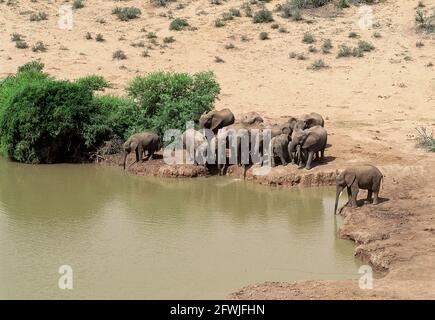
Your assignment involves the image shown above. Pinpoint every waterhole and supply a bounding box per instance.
[0,157,359,299]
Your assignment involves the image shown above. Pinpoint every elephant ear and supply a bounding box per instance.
[345,173,356,187]
[302,133,317,149]
[210,118,222,132]
[305,117,317,128]
[281,126,291,135]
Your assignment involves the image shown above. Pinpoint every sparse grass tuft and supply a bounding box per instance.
[32,41,47,52]
[112,7,141,21]
[348,31,358,38]
[321,38,332,53]
[113,50,127,60]
[357,40,375,52]
[225,43,235,49]
[259,31,269,40]
[96,33,104,42]
[15,40,28,49]
[72,0,85,10]
[415,127,435,152]
[29,11,48,21]
[302,32,315,43]
[163,36,175,43]
[214,56,224,63]
[307,59,328,70]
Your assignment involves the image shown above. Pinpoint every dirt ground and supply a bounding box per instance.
[1,0,434,299]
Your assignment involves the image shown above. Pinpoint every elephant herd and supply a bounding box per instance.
[121,108,383,213]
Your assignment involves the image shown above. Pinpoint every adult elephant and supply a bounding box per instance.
[291,112,325,133]
[334,165,383,214]
[122,131,161,169]
[199,108,235,134]
[288,125,327,170]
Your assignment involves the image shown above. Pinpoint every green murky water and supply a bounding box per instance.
[0,157,359,299]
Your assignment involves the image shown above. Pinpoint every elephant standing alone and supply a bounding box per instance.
[334,165,383,214]
[122,131,161,169]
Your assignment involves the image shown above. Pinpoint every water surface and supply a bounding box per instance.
[0,157,358,299]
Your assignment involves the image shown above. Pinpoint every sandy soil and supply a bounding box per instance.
[1,0,434,299]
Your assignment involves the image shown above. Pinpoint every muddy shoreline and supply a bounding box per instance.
[102,142,435,299]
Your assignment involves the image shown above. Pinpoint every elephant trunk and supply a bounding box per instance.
[123,150,128,170]
[334,185,344,214]
[288,140,297,162]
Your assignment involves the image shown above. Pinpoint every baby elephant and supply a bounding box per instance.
[122,131,161,169]
[270,133,290,167]
[334,165,383,214]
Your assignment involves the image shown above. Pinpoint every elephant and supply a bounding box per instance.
[122,131,161,169]
[291,112,325,134]
[181,128,208,165]
[239,112,263,126]
[288,125,327,170]
[212,124,251,175]
[270,133,290,167]
[334,165,383,214]
[199,108,235,134]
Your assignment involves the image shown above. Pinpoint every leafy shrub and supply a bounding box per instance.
[169,18,189,30]
[337,0,349,8]
[126,71,220,134]
[112,7,141,21]
[0,70,112,163]
[75,75,111,91]
[253,9,273,23]
[17,60,44,73]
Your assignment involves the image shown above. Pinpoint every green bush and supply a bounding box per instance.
[17,60,44,73]
[253,9,273,23]
[126,71,220,134]
[0,70,111,163]
[0,66,220,163]
[75,75,111,91]
[170,18,189,30]
[112,7,141,21]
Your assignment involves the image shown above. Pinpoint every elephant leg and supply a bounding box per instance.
[320,149,325,162]
[271,155,275,167]
[135,149,140,163]
[345,186,352,207]
[350,185,359,207]
[148,150,154,161]
[278,149,288,166]
[137,144,144,162]
[298,149,305,168]
[373,191,379,205]
[365,190,373,204]
[305,151,314,170]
